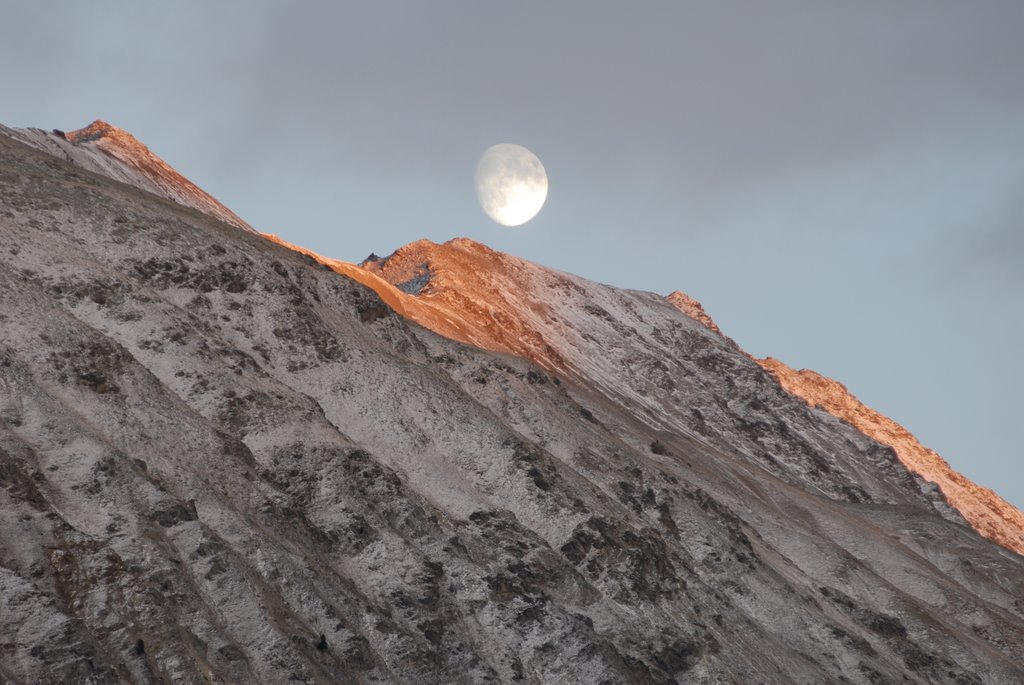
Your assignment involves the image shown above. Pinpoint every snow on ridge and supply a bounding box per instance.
[7,138,1024,681]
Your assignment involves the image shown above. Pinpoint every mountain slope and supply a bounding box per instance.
[2,124,1024,684]
[351,237,1024,551]
[659,291,1024,557]
[756,357,1024,555]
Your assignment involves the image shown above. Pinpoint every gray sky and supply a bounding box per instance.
[2,1,1022,508]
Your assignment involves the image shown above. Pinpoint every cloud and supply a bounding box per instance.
[4,2,1024,192]
[954,193,1024,286]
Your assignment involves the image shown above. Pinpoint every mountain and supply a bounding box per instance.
[0,121,253,233]
[665,291,722,336]
[1,122,1023,684]
[755,357,1024,556]
[323,236,1024,552]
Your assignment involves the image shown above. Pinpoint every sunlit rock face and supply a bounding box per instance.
[360,238,574,374]
[2,123,1024,684]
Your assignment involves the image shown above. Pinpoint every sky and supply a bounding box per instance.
[1,1,1021,508]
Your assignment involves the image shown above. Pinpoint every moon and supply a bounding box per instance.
[474,144,548,227]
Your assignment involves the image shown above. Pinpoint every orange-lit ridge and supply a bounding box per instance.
[266,235,574,375]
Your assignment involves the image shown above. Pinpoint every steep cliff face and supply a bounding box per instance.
[0,120,254,233]
[3,124,1024,685]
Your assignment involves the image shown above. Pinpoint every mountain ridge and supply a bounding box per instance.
[5,117,1019,551]
[2,121,1023,684]
[294,234,1024,556]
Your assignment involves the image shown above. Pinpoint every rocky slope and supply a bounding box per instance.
[2,124,1024,684]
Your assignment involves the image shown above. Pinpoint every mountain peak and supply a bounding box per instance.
[359,245,1024,556]
[666,290,722,334]
[0,119,255,233]
[445,235,496,253]
[364,237,499,265]
[65,119,121,143]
